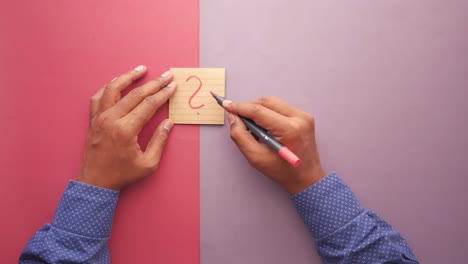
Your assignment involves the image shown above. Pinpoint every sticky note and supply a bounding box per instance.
[169,68,225,125]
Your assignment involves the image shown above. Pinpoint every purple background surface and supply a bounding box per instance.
[200,1,468,263]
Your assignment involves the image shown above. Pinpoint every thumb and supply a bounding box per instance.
[144,119,174,164]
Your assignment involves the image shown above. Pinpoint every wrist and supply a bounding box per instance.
[284,166,326,195]
[77,171,120,191]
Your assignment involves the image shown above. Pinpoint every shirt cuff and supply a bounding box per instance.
[291,172,364,239]
[52,180,120,238]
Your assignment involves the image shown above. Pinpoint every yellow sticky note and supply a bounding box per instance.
[169,68,225,125]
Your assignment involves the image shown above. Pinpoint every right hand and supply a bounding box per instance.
[222,96,326,195]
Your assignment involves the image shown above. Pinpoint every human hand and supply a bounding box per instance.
[77,65,176,190]
[223,96,326,195]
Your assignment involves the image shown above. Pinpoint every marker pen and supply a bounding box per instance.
[210,92,301,167]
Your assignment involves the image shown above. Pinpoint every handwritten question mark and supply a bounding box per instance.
[186,75,205,115]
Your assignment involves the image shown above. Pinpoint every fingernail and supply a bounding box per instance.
[166,82,176,89]
[134,65,146,72]
[222,100,232,107]
[161,70,171,78]
[226,113,236,125]
[111,77,117,82]
[163,120,174,132]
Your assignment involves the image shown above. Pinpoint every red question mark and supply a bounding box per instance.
[186,75,205,115]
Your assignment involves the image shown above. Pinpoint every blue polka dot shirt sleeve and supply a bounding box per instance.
[292,172,419,263]
[19,181,119,264]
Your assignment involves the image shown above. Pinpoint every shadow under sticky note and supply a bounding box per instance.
[170,68,225,125]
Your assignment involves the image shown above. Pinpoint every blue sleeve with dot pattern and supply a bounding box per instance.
[19,181,119,264]
[292,172,418,263]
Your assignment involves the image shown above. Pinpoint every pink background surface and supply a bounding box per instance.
[0,0,199,263]
[200,0,468,263]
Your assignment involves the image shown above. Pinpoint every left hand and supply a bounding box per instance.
[77,65,176,190]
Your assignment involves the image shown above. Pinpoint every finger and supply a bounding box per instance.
[143,119,174,165]
[251,96,303,117]
[227,113,271,166]
[110,70,173,118]
[222,100,290,135]
[99,65,147,111]
[89,85,106,119]
[121,82,176,135]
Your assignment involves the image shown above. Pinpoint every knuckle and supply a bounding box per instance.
[156,76,167,85]
[143,95,159,105]
[129,88,145,100]
[303,112,315,125]
[119,72,134,85]
[159,87,173,100]
[148,79,164,89]
[104,83,114,91]
[122,71,133,80]
[225,101,237,110]
[159,129,169,139]
[90,95,99,104]
[229,128,241,143]
[289,121,302,135]
[250,104,262,115]
[153,132,168,147]
[258,96,276,105]
[142,160,159,174]
[114,120,132,138]
[140,79,163,94]
[94,113,109,127]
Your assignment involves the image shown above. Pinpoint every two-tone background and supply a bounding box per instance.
[1,0,467,263]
